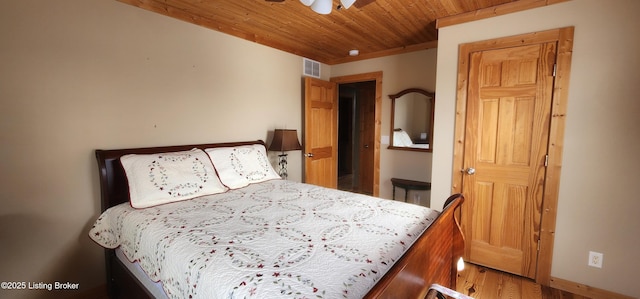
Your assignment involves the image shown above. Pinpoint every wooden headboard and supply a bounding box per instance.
[94,140,266,212]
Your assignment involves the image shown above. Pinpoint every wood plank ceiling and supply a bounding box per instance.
[117,0,520,65]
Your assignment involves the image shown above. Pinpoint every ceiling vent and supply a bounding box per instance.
[303,58,320,78]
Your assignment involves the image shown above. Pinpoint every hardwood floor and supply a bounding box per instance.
[456,263,590,299]
[338,173,355,192]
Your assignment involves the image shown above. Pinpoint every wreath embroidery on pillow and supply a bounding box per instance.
[149,153,211,197]
[229,147,271,181]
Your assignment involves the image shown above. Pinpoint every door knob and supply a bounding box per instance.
[304,153,314,158]
[464,167,476,175]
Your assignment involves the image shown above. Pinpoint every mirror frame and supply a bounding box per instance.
[388,88,435,152]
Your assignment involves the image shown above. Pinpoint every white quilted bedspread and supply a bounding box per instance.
[89,180,439,299]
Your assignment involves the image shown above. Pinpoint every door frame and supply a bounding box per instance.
[451,27,574,285]
[331,71,382,197]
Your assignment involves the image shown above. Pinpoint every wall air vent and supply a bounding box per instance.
[303,58,321,78]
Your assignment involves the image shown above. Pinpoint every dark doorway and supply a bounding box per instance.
[337,80,376,195]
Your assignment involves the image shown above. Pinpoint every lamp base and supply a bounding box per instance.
[277,153,288,179]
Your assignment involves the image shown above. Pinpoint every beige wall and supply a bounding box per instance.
[0,0,436,298]
[331,50,438,205]
[431,0,640,297]
[0,0,306,298]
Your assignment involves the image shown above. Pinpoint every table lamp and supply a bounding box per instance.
[268,129,302,179]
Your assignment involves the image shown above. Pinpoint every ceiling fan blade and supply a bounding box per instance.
[265,0,285,2]
[353,0,376,8]
[340,0,356,9]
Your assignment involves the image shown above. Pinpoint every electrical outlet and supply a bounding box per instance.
[588,251,603,268]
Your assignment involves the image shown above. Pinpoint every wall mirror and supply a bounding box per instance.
[389,88,435,152]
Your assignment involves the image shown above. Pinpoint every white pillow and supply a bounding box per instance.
[205,144,281,189]
[120,148,227,208]
[393,130,414,146]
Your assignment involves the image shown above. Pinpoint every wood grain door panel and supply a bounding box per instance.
[461,42,556,279]
[304,77,338,188]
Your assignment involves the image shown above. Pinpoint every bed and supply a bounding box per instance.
[90,140,464,299]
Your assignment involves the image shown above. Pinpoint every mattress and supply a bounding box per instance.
[91,180,439,298]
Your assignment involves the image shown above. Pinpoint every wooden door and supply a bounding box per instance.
[304,77,338,188]
[461,43,556,278]
[358,84,375,195]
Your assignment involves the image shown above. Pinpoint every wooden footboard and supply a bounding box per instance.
[365,194,464,298]
[95,141,464,299]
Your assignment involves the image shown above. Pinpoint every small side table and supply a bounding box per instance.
[391,178,431,202]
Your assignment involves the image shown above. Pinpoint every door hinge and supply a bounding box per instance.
[552,63,557,77]
[544,154,549,167]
